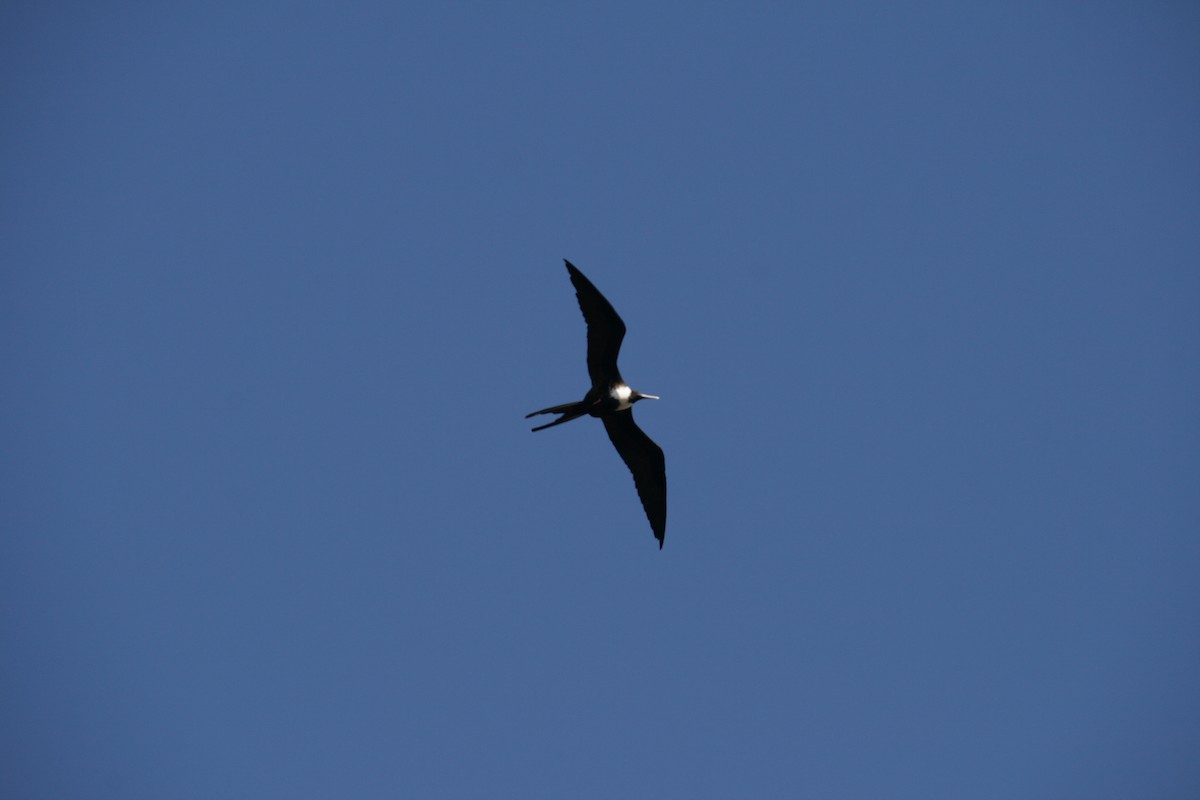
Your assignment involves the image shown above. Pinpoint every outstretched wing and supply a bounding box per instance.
[602,410,667,548]
[564,259,626,389]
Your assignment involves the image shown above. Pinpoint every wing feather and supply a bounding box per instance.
[602,411,667,548]
[565,259,626,389]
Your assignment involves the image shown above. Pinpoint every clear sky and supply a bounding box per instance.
[2,3,1198,798]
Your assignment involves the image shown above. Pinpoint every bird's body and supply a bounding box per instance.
[527,260,667,548]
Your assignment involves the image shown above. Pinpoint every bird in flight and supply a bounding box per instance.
[527,259,667,549]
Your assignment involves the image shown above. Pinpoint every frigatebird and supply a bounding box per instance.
[527,260,667,549]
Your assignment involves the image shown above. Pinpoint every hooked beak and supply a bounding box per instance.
[638,393,660,400]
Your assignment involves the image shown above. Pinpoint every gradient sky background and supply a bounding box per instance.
[2,3,1198,798]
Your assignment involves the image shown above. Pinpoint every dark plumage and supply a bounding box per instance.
[526,260,667,548]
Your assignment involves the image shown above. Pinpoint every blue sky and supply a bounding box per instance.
[2,2,1198,797]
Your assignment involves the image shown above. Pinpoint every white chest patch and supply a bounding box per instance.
[612,384,633,410]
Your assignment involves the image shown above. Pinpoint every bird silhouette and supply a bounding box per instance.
[526,260,667,548]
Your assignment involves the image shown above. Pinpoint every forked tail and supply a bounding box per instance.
[526,400,589,432]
